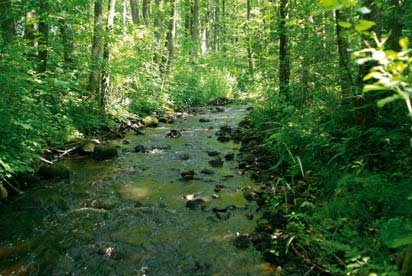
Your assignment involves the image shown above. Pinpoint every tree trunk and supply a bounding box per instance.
[0,0,16,48]
[142,0,149,24]
[58,18,75,68]
[279,0,290,99]
[201,1,210,55]
[130,0,140,24]
[213,0,220,51]
[101,0,117,108]
[246,0,254,76]
[162,0,177,73]
[191,0,199,55]
[89,0,104,103]
[335,10,353,94]
[387,0,404,51]
[37,0,49,73]
[221,0,225,51]
[153,0,162,64]
[123,0,128,30]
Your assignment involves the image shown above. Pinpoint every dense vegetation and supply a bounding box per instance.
[1,0,412,274]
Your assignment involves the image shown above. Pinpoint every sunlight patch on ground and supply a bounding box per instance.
[121,186,151,200]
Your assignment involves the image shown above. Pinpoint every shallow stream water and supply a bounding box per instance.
[0,104,273,276]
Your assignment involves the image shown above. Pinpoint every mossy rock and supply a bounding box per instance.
[142,116,159,127]
[37,164,70,180]
[93,145,119,161]
[79,142,96,155]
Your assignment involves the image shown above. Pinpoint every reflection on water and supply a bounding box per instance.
[0,105,273,275]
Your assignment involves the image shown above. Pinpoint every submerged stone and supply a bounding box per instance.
[186,198,206,210]
[93,145,118,160]
[37,164,70,180]
[209,157,224,168]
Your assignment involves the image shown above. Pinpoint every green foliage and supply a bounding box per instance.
[168,57,237,109]
[357,35,412,117]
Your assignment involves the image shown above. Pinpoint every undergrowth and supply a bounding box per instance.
[248,94,412,275]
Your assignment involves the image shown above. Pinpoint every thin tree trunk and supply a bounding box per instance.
[335,10,353,94]
[246,0,254,76]
[130,0,140,24]
[101,0,117,108]
[213,0,219,51]
[123,0,128,31]
[37,0,49,73]
[221,0,225,51]
[58,18,75,68]
[387,0,404,51]
[0,0,16,48]
[201,1,210,55]
[192,0,199,55]
[162,0,177,73]
[89,0,104,103]
[142,0,149,24]
[279,0,290,99]
[153,0,162,64]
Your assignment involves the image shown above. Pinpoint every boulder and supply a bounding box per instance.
[79,142,96,155]
[37,164,70,180]
[93,145,119,161]
[142,116,159,127]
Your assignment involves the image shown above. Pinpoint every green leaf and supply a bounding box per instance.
[355,20,376,32]
[0,159,12,173]
[363,84,385,92]
[338,21,352,28]
[320,0,341,10]
[388,237,412,248]
[363,72,380,81]
[358,6,371,14]
[400,37,409,51]
[377,95,401,107]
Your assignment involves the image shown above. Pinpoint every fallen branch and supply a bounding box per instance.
[39,156,53,164]
[289,242,335,275]
[53,146,78,161]
[4,179,23,194]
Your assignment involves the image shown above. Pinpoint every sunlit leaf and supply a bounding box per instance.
[355,20,376,32]
[358,6,371,14]
[363,84,385,92]
[338,21,352,28]
[320,0,341,10]
[400,37,409,51]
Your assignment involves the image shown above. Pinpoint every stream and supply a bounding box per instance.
[0,104,274,276]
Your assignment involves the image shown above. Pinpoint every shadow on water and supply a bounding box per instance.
[0,105,274,275]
